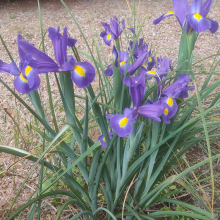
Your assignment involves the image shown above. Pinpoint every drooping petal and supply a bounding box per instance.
[14,71,40,94]
[153,12,175,25]
[187,14,211,33]
[138,103,165,122]
[126,25,134,34]
[173,0,190,26]
[0,60,10,74]
[104,64,113,76]
[110,114,133,137]
[208,18,218,33]
[71,61,95,88]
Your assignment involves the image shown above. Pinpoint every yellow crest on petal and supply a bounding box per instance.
[167,97,173,107]
[107,33,111,40]
[20,73,28,83]
[103,137,106,141]
[194,13,202,21]
[148,70,156,75]
[25,66,32,76]
[148,57,152,62]
[164,108,169,115]
[165,12,175,16]
[120,61,126,67]
[119,117,128,127]
[74,65,85,77]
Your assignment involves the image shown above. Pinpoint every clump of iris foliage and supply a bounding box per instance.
[0,0,220,219]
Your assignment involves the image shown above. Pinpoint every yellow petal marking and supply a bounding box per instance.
[126,25,130,28]
[107,33,111,40]
[25,66,32,76]
[148,57,152,62]
[119,117,128,127]
[167,97,173,107]
[148,70,156,75]
[142,64,147,68]
[165,12,175,16]
[194,13,202,21]
[135,81,138,83]
[20,73,28,83]
[74,65,85,77]
[120,61,126,67]
[164,108,169,115]
[103,137,106,141]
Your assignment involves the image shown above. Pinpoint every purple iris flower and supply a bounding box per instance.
[104,46,118,77]
[100,22,115,46]
[160,74,195,124]
[0,34,53,94]
[123,72,146,109]
[118,51,132,75]
[100,15,125,46]
[129,38,149,60]
[109,108,138,137]
[97,132,114,148]
[110,15,125,38]
[48,26,95,88]
[153,0,218,34]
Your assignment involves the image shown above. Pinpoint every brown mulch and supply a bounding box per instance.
[0,0,220,219]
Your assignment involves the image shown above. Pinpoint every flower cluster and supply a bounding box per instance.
[98,16,195,140]
[0,26,96,94]
[153,0,218,34]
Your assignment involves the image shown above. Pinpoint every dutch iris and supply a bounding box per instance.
[100,15,125,46]
[153,0,218,34]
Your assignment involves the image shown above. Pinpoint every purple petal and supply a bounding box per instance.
[201,0,213,17]
[0,60,10,74]
[67,37,77,47]
[104,64,113,76]
[61,55,76,72]
[208,19,218,33]
[173,0,189,27]
[190,0,202,14]
[29,60,59,74]
[14,71,40,94]
[71,61,95,88]
[153,12,175,25]
[129,52,148,75]
[106,114,114,120]
[110,114,133,137]
[18,39,57,66]
[187,14,211,33]
[9,62,20,76]
[17,34,26,61]
[138,104,165,122]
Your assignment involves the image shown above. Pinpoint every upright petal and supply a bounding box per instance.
[17,34,26,62]
[173,0,189,26]
[201,0,213,17]
[71,61,95,88]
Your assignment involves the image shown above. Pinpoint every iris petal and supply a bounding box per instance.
[71,61,95,88]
